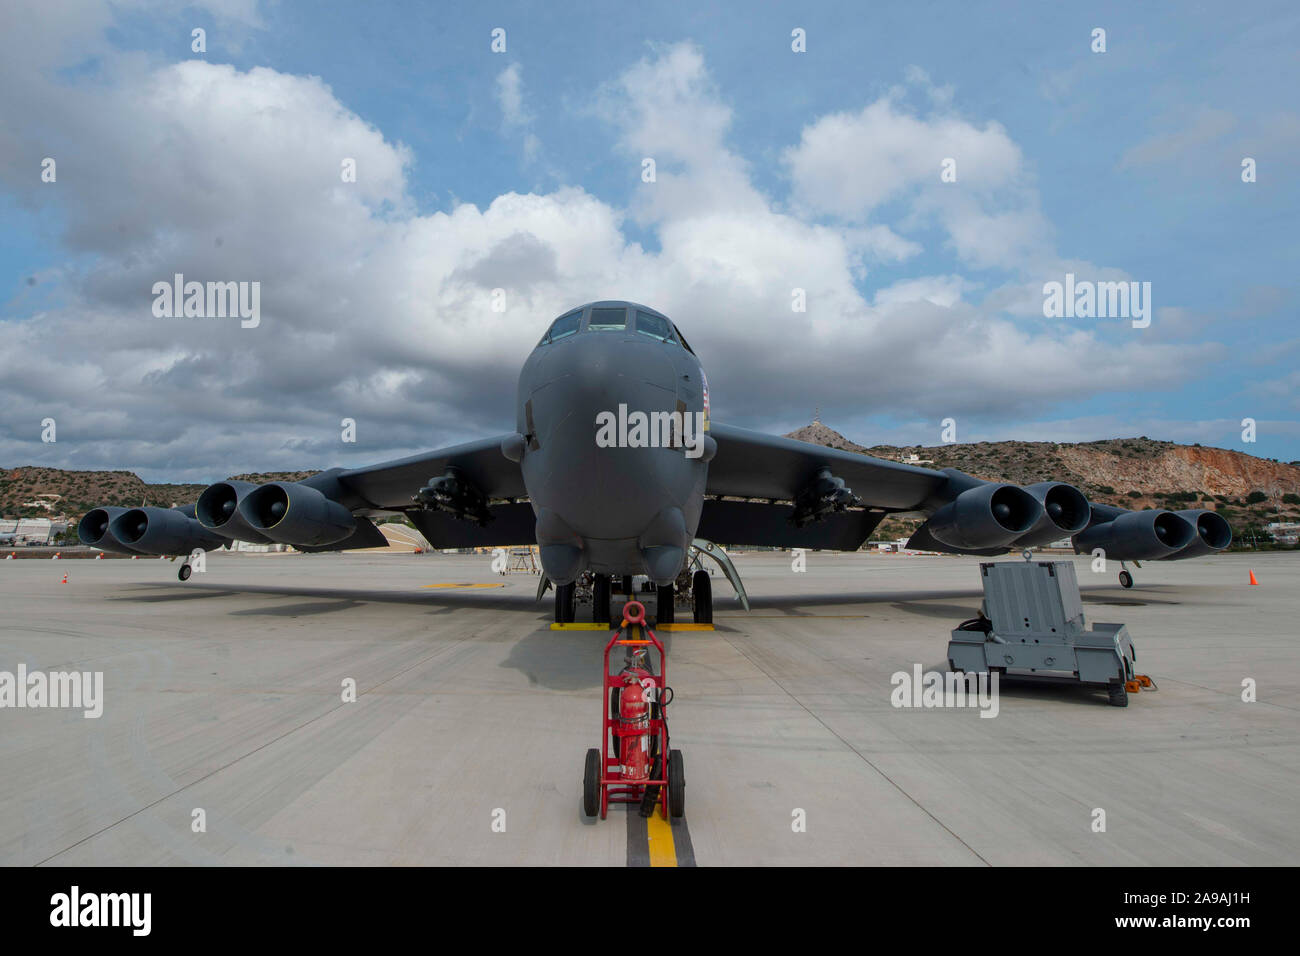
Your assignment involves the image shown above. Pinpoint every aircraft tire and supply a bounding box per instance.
[592,574,610,624]
[555,582,575,623]
[692,570,712,624]
[656,583,674,625]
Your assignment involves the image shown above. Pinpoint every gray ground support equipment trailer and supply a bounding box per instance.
[948,558,1152,707]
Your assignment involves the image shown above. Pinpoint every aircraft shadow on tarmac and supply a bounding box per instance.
[111,580,1189,617]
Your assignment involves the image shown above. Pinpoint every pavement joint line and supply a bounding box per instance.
[34,638,471,866]
[712,628,992,867]
[1150,675,1300,712]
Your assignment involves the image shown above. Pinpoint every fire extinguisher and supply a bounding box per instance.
[618,652,654,781]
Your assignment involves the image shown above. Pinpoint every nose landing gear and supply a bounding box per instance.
[554,581,576,623]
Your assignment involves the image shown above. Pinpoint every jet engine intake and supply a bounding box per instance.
[238,481,355,546]
[926,483,1042,550]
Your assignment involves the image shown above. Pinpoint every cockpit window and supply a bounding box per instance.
[672,324,695,355]
[586,307,627,331]
[540,309,583,344]
[634,310,674,342]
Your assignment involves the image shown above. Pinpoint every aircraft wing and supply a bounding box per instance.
[704,423,945,508]
[337,435,527,509]
[78,434,537,556]
[699,423,944,550]
[333,435,534,550]
[699,422,1233,561]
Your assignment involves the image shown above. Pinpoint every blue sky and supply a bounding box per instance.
[1,0,1298,480]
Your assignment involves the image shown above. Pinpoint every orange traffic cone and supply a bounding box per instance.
[60,572,68,584]
[1249,570,1259,585]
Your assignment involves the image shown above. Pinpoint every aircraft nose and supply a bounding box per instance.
[522,334,687,542]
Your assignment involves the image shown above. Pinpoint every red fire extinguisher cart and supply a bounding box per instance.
[583,600,685,820]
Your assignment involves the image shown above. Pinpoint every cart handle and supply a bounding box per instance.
[621,600,646,625]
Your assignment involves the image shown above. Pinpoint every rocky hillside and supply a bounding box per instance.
[784,424,1300,542]
[0,467,318,519]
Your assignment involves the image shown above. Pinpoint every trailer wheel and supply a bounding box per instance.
[667,749,685,818]
[1107,680,1129,707]
[692,570,712,624]
[609,688,622,760]
[178,564,192,582]
[583,748,601,818]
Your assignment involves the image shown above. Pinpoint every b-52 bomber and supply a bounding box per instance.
[79,300,1232,623]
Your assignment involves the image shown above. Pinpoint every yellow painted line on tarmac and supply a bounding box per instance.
[645,811,677,867]
[421,582,506,590]
[658,623,713,631]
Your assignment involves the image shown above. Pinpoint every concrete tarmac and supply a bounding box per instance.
[1,549,1296,866]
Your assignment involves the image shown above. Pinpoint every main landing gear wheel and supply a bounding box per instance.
[691,569,712,624]
[1118,570,1133,589]
[582,748,601,817]
[554,582,576,623]
[178,564,192,581]
[667,748,685,818]
[656,583,674,625]
[592,574,610,624]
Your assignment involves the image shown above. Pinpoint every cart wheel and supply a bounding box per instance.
[583,748,601,818]
[1107,679,1129,707]
[638,756,662,818]
[178,564,192,581]
[609,688,622,760]
[667,749,685,818]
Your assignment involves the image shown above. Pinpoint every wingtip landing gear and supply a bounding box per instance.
[178,563,193,582]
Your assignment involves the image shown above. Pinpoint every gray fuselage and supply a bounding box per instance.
[514,301,712,586]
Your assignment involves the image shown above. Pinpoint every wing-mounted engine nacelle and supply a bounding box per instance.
[239,481,355,546]
[1073,508,1196,560]
[413,467,492,526]
[927,482,1042,550]
[790,468,861,528]
[1162,509,1232,559]
[1013,481,1092,547]
[78,506,141,554]
[196,480,274,543]
[109,507,227,556]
